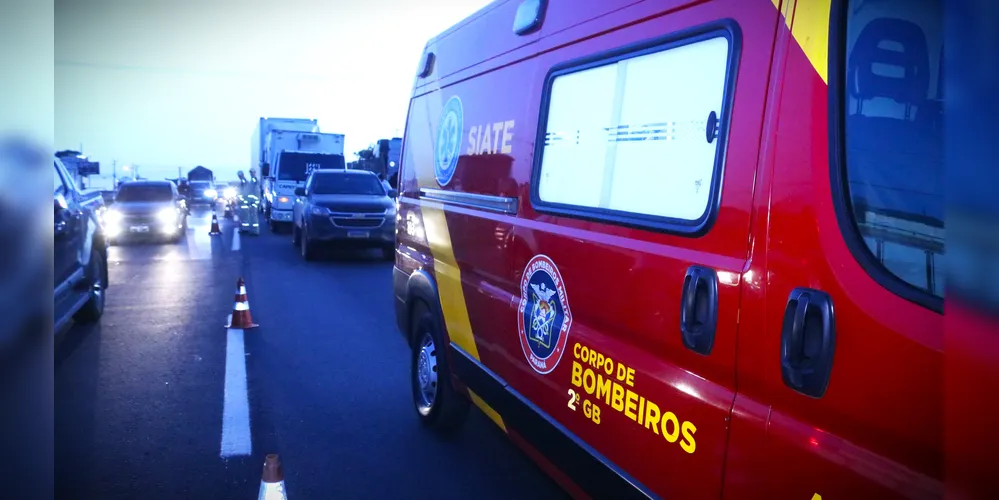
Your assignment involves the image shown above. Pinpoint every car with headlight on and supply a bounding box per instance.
[216,183,239,218]
[291,169,396,261]
[103,180,188,244]
[187,179,218,207]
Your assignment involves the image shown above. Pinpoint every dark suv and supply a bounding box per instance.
[291,169,397,261]
[54,156,109,332]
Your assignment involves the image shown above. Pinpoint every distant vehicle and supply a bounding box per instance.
[216,182,240,219]
[187,180,218,206]
[188,165,214,182]
[54,155,108,332]
[103,180,188,244]
[265,149,346,233]
[291,169,396,261]
[374,137,402,181]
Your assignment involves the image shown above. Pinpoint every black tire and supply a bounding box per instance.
[410,302,469,432]
[268,219,277,233]
[73,247,107,323]
[300,225,315,261]
[292,224,301,247]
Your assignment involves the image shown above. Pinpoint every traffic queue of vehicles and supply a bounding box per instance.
[391,0,944,498]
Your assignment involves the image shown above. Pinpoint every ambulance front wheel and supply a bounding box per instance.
[410,302,469,433]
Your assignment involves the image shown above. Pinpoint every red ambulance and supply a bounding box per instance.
[393,0,944,498]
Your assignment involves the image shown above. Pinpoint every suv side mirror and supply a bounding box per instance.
[388,189,398,198]
[294,187,306,197]
[261,164,270,177]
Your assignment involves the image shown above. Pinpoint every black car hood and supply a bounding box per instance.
[112,201,176,214]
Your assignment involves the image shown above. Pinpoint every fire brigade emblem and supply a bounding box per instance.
[517,254,572,375]
[434,95,463,186]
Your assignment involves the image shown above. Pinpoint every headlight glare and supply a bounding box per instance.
[104,210,123,225]
[157,207,177,223]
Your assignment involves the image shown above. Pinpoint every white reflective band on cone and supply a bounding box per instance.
[238,286,247,295]
[234,301,249,311]
[257,480,287,500]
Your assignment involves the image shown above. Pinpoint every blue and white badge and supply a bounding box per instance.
[434,95,463,186]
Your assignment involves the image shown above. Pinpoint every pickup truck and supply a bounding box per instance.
[54,155,109,333]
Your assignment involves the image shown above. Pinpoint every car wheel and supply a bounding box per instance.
[300,225,315,261]
[411,302,469,432]
[73,246,107,323]
[292,223,301,247]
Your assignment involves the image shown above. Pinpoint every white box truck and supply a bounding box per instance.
[251,117,319,177]
[261,130,346,232]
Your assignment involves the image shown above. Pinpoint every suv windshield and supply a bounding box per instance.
[116,184,174,202]
[278,153,346,182]
[312,173,385,195]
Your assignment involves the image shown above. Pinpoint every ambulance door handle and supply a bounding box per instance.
[780,288,836,398]
[680,265,718,356]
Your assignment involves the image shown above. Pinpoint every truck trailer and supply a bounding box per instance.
[260,130,346,232]
[250,117,319,177]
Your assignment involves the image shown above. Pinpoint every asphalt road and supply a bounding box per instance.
[55,207,569,500]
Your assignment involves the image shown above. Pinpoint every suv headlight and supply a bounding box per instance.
[204,188,218,198]
[310,205,328,216]
[386,205,397,218]
[104,209,123,225]
[157,207,177,223]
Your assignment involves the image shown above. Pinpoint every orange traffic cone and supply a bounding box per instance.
[210,212,222,235]
[225,277,257,329]
[257,454,288,500]
[233,277,250,309]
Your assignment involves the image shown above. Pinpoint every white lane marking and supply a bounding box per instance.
[186,225,200,257]
[232,228,241,251]
[221,325,252,457]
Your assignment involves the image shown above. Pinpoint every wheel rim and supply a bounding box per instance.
[414,331,438,413]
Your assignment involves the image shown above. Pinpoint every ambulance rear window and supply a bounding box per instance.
[839,0,944,300]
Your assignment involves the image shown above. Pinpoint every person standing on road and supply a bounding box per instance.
[236,169,261,235]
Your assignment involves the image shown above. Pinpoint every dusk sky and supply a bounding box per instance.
[54,0,491,183]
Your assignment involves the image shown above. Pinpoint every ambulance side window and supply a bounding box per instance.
[838,0,944,302]
[532,28,737,233]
